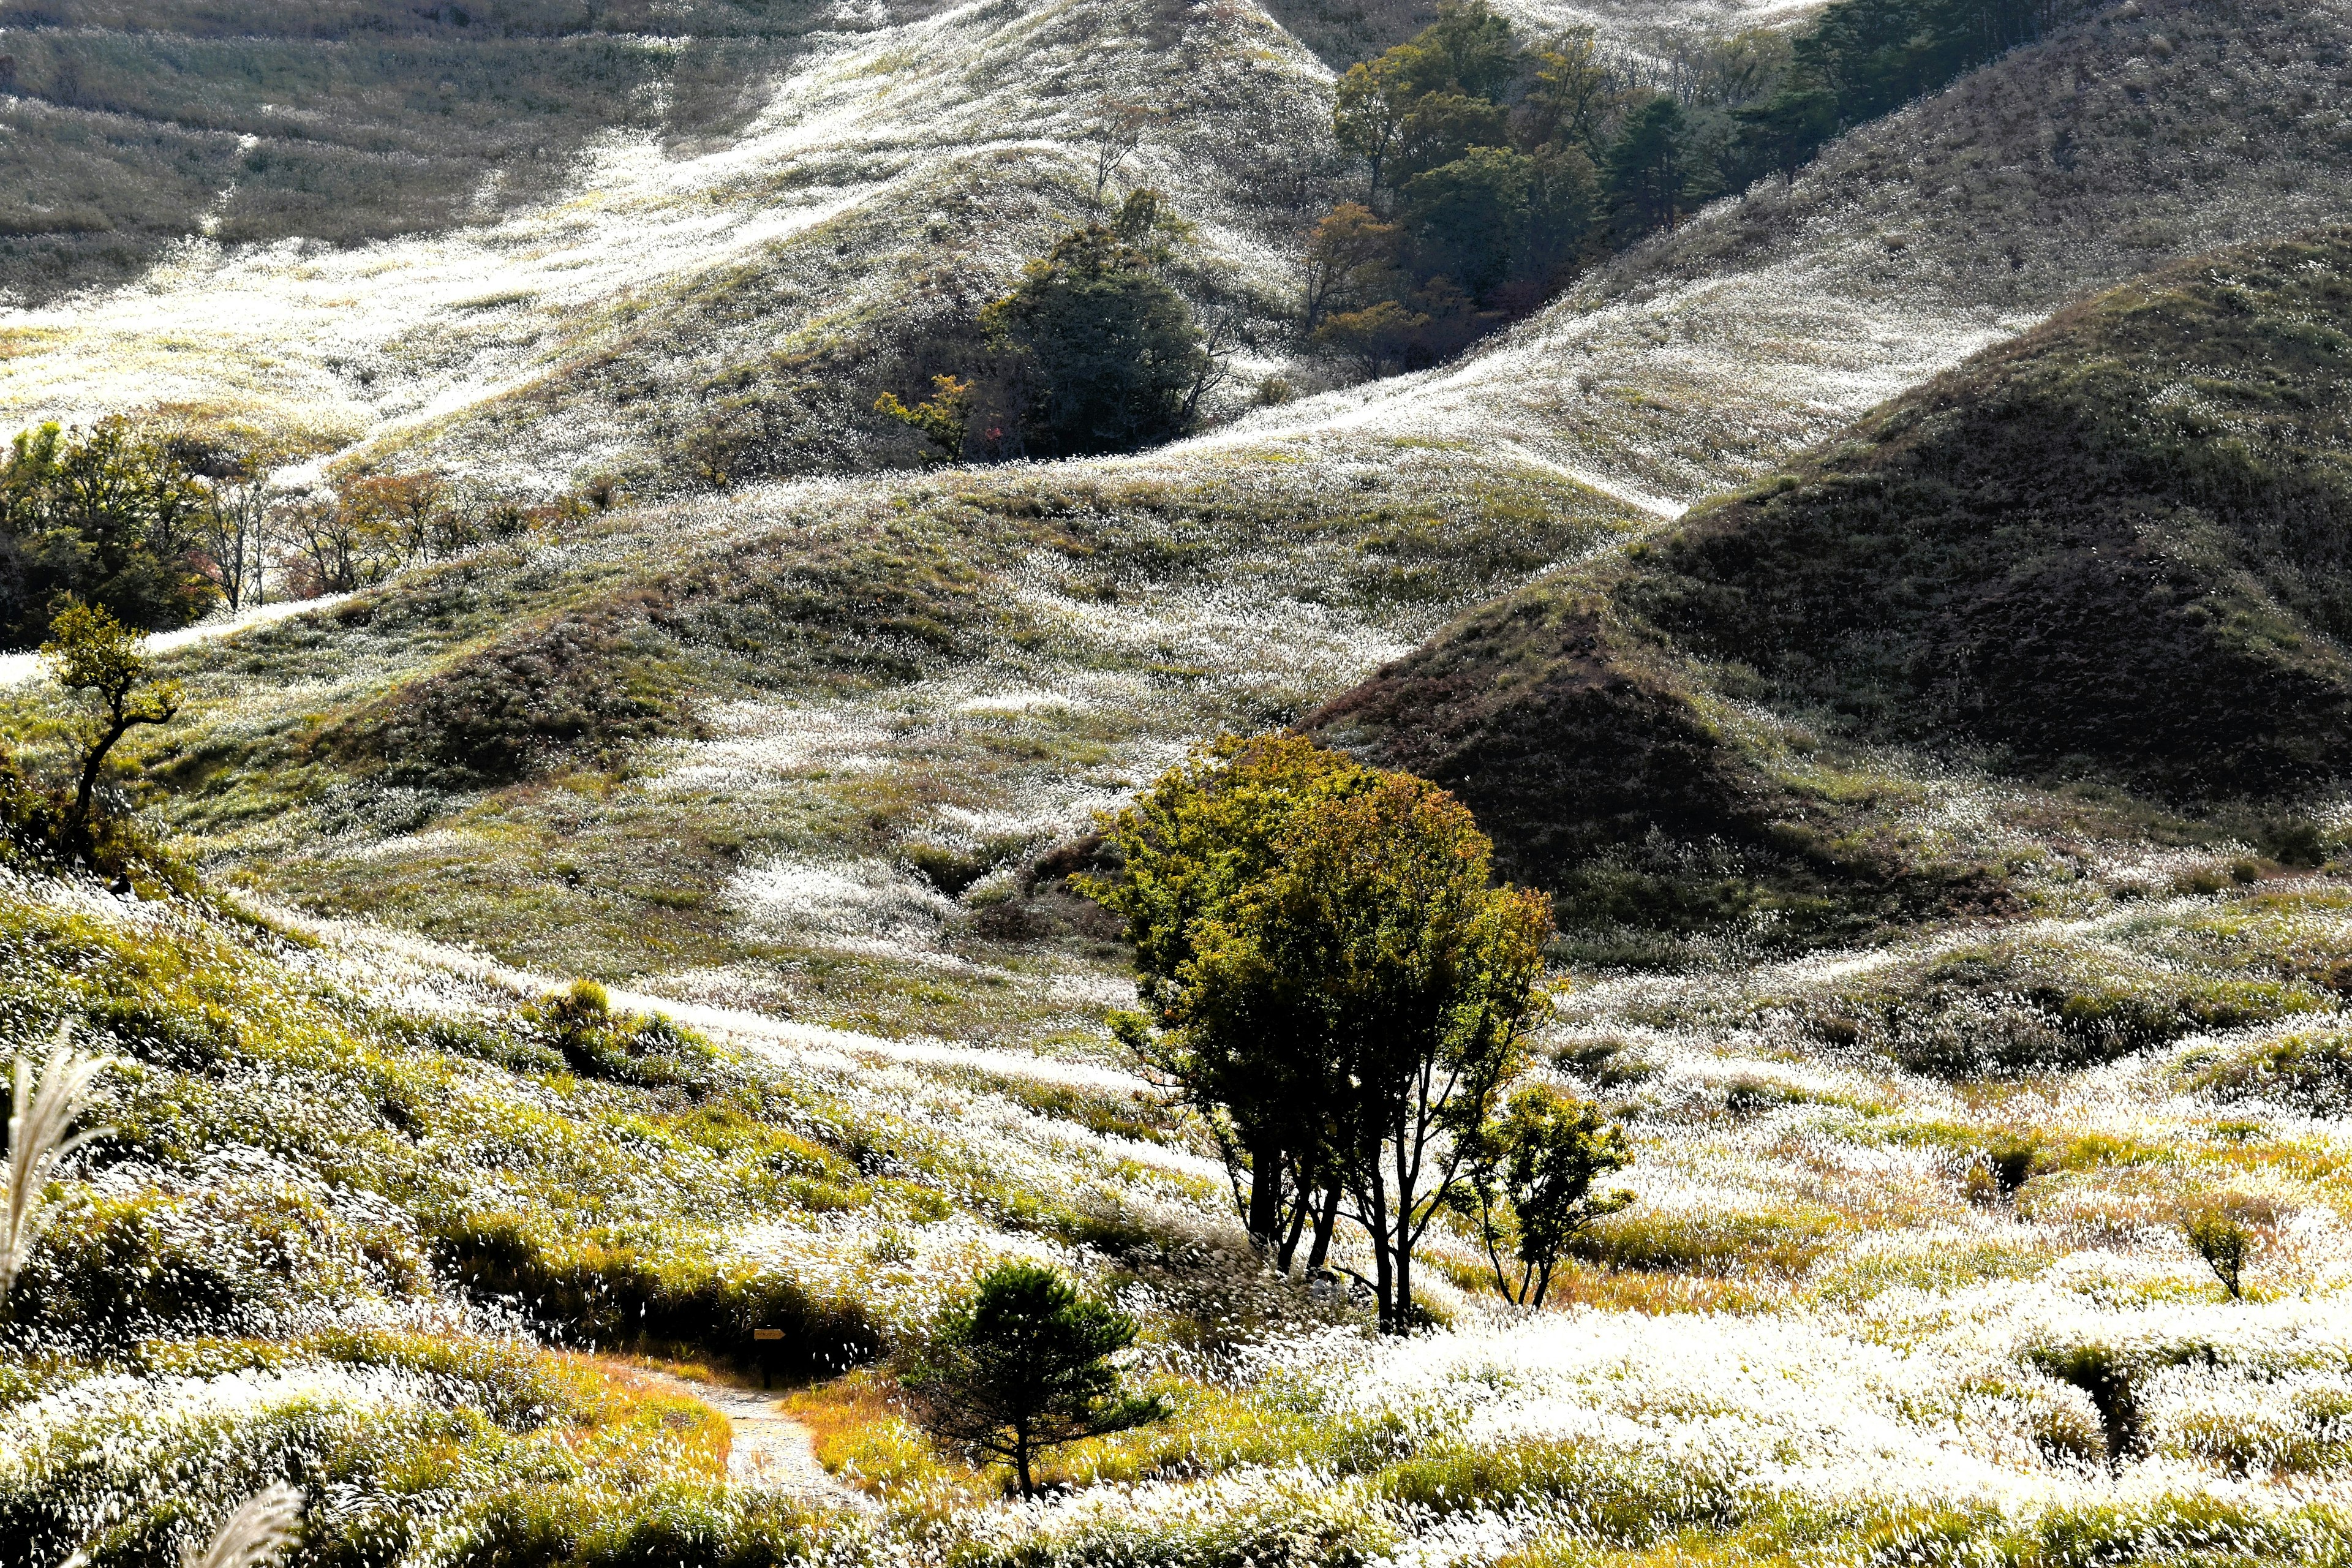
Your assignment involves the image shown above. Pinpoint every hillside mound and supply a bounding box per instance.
[1311,227,2352,937]
[1244,0,2352,511]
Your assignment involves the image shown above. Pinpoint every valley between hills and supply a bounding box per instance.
[4,0,2352,1564]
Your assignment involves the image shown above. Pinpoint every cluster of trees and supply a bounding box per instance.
[0,421,219,652]
[1308,5,1619,370]
[1308,0,2077,372]
[0,418,550,650]
[1085,735,1633,1332]
[876,192,1230,461]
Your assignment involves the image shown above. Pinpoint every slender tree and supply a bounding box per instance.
[1087,735,1363,1264]
[1461,1085,1632,1307]
[1333,50,1422,201]
[40,600,183,865]
[1189,770,1554,1332]
[1605,94,1698,234]
[197,464,276,611]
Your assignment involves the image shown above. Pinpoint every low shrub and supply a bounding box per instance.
[6,1186,429,1341]
[518,982,717,1092]
[2182,1027,2352,1115]
[426,1211,880,1379]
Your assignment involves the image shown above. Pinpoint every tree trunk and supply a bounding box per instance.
[1014,1422,1035,1498]
[1275,1183,1311,1273]
[1367,1176,1395,1332]
[1306,1185,1340,1272]
[71,713,132,864]
[1246,1140,1283,1249]
[1388,1111,1419,1333]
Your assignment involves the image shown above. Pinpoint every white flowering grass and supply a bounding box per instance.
[182,1482,305,1568]
[1,1023,113,1307]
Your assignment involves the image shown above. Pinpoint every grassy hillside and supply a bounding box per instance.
[1311,226,2352,948]
[0,0,847,303]
[1239,0,2352,510]
[9,813,2352,1564]
[1,441,1640,1041]
[0,0,1344,493]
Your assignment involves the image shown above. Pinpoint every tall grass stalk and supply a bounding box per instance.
[1,1022,114,1306]
[186,1483,305,1568]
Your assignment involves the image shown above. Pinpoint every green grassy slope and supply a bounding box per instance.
[12,812,2352,1564]
[9,443,1640,1039]
[1311,227,2352,946]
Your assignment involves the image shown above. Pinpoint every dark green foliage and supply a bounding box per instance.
[1603,96,1705,237]
[899,1260,1163,1495]
[1400,147,1533,298]
[980,224,1207,458]
[0,420,219,649]
[1313,0,2075,361]
[1315,2,1614,359]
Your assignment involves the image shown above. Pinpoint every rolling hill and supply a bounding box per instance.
[1312,224,2352,946]
[0,0,1351,495]
[1236,0,2352,510]
[9,1,2352,1563]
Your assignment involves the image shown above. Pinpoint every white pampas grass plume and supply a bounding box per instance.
[184,1483,305,1568]
[1,1022,114,1306]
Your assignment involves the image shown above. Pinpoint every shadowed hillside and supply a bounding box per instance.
[0,0,863,303]
[1311,226,2352,944]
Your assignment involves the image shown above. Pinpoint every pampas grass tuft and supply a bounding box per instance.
[1,1021,115,1306]
[185,1483,305,1568]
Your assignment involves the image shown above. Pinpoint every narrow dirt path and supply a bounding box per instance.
[620,1363,878,1510]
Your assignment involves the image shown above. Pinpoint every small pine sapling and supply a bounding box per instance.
[1,1022,114,1307]
[900,1261,1165,1497]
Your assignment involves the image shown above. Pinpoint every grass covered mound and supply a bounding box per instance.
[1631,225,2352,797]
[1314,227,2352,943]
